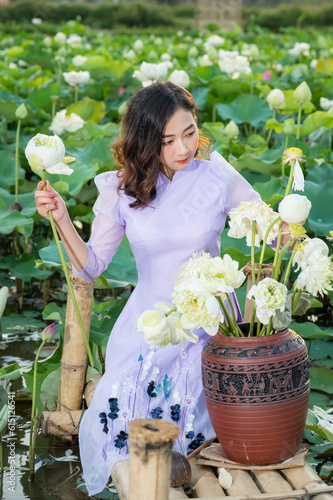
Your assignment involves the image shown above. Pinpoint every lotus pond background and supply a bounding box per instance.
[0,10,333,500]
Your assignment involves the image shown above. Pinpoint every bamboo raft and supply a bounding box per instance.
[40,270,333,500]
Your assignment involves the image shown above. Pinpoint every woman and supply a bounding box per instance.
[35,81,262,496]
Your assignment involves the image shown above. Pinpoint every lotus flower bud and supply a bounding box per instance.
[278,194,311,224]
[283,119,294,136]
[40,322,56,342]
[207,47,218,60]
[224,120,239,139]
[189,46,199,58]
[15,103,28,120]
[249,45,260,59]
[294,81,312,104]
[267,89,285,109]
[168,70,190,89]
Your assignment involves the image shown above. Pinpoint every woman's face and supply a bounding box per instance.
[159,107,198,181]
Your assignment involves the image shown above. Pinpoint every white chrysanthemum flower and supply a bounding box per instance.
[49,109,85,135]
[200,255,246,295]
[136,309,171,348]
[168,70,190,89]
[228,201,280,247]
[63,70,90,87]
[320,97,333,111]
[267,88,285,110]
[177,252,212,281]
[25,133,74,176]
[281,147,305,191]
[293,238,333,297]
[288,42,310,57]
[247,278,288,325]
[72,55,87,67]
[173,279,223,335]
[278,194,311,224]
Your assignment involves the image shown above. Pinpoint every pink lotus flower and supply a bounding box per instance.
[262,70,272,81]
[41,323,56,342]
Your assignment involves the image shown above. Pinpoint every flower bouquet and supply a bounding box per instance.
[137,147,333,345]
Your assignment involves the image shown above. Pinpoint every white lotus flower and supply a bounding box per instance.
[66,34,82,47]
[241,44,259,59]
[218,49,240,59]
[281,147,305,191]
[311,406,333,434]
[177,252,212,282]
[224,120,239,139]
[63,70,90,87]
[218,55,251,77]
[161,53,171,61]
[278,194,311,224]
[155,302,198,346]
[267,89,285,110]
[293,238,333,297]
[173,279,223,336]
[133,39,144,52]
[288,42,310,57]
[310,59,318,70]
[43,36,52,48]
[168,70,190,89]
[133,61,168,86]
[320,97,333,111]
[25,134,74,176]
[54,32,66,46]
[197,54,213,67]
[72,55,87,67]
[32,18,42,25]
[49,109,85,135]
[204,35,225,49]
[247,278,288,325]
[228,201,280,247]
[136,310,171,348]
[189,46,199,58]
[200,254,246,295]
[9,62,17,70]
[123,49,136,61]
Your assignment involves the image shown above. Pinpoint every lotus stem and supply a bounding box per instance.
[15,119,21,204]
[218,296,242,337]
[273,237,293,281]
[257,216,281,284]
[29,339,45,479]
[283,238,300,286]
[165,307,177,317]
[266,110,275,144]
[282,136,289,178]
[42,172,94,367]
[249,221,256,337]
[284,158,295,198]
[296,103,302,140]
[292,288,303,313]
[29,409,39,481]
[74,85,78,104]
[271,222,283,278]
[226,293,243,336]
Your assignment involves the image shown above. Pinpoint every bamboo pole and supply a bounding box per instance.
[225,469,262,497]
[58,268,95,413]
[283,463,333,500]
[252,470,294,499]
[41,410,85,438]
[169,487,189,499]
[192,485,333,499]
[128,419,180,500]
[84,373,101,407]
[243,263,273,322]
[188,457,225,497]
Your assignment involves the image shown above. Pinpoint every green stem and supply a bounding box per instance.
[271,222,283,278]
[165,307,177,317]
[29,410,39,481]
[282,136,289,178]
[226,293,242,334]
[257,216,281,284]
[319,129,327,146]
[15,119,21,204]
[98,345,105,375]
[266,110,275,144]
[284,159,295,198]
[218,296,242,337]
[29,339,45,475]
[273,237,292,281]
[292,288,303,314]
[296,103,302,140]
[283,238,300,287]
[249,221,256,337]
[42,173,94,367]
[51,101,56,121]
[329,128,332,152]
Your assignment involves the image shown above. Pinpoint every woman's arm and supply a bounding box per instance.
[35,180,88,272]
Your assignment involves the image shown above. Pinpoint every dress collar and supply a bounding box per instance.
[157,158,199,185]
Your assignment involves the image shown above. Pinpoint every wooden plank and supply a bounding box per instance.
[283,463,333,500]
[192,485,333,499]
[189,457,226,497]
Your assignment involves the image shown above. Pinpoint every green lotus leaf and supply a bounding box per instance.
[305,180,333,236]
[0,404,8,434]
[280,90,315,115]
[290,322,333,339]
[0,199,34,236]
[252,177,284,206]
[264,118,284,134]
[300,111,333,137]
[317,57,333,75]
[0,188,36,217]
[307,163,333,184]
[209,76,243,97]
[191,86,210,110]
[230,152,282,174]
[310,367,333,394]
[67,96,105,123]
[0,253,53,281]
[216,95,272,127]
[46,159,97,198]
[0,150,25,188]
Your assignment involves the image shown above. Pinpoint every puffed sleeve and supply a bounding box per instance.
[72,171,125,281]
[209,151,262,214]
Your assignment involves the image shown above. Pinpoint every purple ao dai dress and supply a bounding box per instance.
[73,151,261,495]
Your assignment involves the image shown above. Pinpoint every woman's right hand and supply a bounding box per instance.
[34,180,68,223]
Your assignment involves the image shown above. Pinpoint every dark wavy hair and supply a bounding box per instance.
[113,81,210,209]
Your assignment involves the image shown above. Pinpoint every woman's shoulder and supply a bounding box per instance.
[196,151,236,183]
[94,170,123,194]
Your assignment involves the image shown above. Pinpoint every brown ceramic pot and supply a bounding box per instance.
[201,326,310,465]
